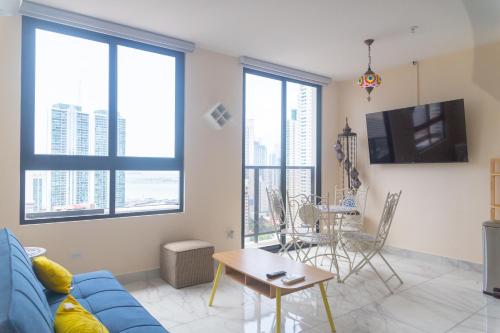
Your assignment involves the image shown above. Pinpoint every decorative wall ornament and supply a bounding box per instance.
[204,103,232,130]
[358,39,382,101]
[336,118,362,191]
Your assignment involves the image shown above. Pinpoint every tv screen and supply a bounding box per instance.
[366,99,468,164]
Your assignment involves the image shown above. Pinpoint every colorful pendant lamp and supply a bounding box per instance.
[358,39,381,101]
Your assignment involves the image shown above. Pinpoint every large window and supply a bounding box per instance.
[21,17,184,224]
[243,69,321,249]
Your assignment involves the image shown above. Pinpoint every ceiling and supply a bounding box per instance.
[28,0,500,80]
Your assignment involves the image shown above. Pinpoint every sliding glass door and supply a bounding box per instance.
[243,69,321,249]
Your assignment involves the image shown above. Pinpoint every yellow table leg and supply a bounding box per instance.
[208,262,223,306]
[276,288,281,333]
[319,282,336,332]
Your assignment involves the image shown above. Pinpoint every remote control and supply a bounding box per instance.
[266,271,286,279]
[281,274,306,285]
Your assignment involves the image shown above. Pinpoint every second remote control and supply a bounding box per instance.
[266,271,286,279]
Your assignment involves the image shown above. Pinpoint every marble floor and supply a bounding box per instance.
[123,250,499,333]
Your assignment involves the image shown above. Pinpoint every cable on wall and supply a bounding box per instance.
[413,60,420,105]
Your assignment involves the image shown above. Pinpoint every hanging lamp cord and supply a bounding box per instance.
[368,44,372,69]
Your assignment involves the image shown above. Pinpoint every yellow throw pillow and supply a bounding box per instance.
[32,256,73,294]
[54,295,109,333]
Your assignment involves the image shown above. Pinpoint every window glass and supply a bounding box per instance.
[34,29,109,156]
[22,19,185,224]
[116,171,180,213]
[117,46,176,158]
[244,74,282,166]
[25,170,109,220]
[286,82,317,198]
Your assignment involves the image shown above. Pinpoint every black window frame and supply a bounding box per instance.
[20,16,185,225]
[241,68,322,251]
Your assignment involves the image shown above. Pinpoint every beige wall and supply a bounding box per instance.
[0,16,337,275]
[335,42,500,264]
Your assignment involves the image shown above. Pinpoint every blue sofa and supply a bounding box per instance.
[0,228,168,333]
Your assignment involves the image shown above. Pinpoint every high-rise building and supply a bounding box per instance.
[50,103,89,209]
[94,110,108,156]
[286,85,315,197]
[32,177,43,212]
[254,142,267,166]
[116,115,126,208]
[51,171,67,208]
[94,110,108,209]
[253,142,270,214]
[286,109,299,197]
[92,111,126,210]
[32,104,127,214]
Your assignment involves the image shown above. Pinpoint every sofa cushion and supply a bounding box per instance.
[33,256,73,294]
[47,270,167,333]
[0,228,54,333]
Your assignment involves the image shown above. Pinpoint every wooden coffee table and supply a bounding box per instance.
[208,249,336,333]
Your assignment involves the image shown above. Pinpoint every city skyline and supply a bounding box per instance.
[25,102,180,219]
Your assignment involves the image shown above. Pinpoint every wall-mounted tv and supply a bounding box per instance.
[366,99,468,164]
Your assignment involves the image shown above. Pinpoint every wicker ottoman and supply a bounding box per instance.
[160,240,214,289]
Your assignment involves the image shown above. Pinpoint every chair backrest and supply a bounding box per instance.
[298,203,322,226]
[287,192,331,227]
[354,186,369,221]
[266,188,287,231]
[334,185,368,210]
[374,191,402,248]
[333,185,349,205]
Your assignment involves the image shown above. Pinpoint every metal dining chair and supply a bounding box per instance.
[266,188,296,259]
[287,193,344,282]
[341,191,403,293]
[333,185,369,232]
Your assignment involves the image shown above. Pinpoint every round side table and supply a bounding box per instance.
[24,247,47,258]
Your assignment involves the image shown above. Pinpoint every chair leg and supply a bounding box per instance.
[329,242,341,282]
[302,242,313,263]
[341,261,360,282]
[313,243,321,267]
[362,252,394,294]
[281,241,295,260]
[338,237,352,271]
[342,249,375,282]
[321,250,327,266]
[353,250,376,273]
[378,252,403,284]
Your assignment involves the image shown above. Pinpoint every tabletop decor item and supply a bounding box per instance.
[24,246,47,258]
[358,39,382,101]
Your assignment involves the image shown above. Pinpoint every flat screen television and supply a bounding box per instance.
[366,99,468,164]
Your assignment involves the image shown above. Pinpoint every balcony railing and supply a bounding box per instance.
[243,165,315,246]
